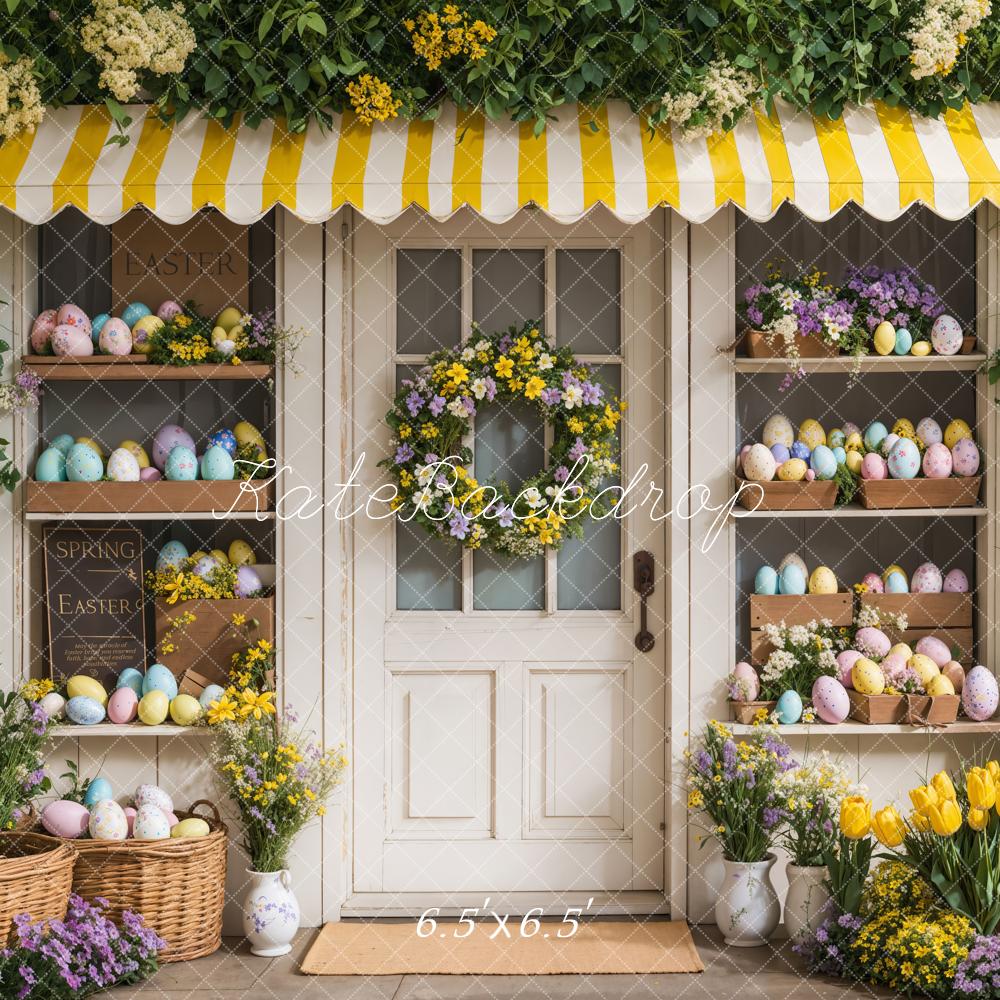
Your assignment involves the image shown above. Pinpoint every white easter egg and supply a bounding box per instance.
[132,804,171,841]
[89,799,129,841]
[106,447,141,482]
[910,562,943,594]
[741,443,777,483]
[762,414,794,448]
[930,314,963,356]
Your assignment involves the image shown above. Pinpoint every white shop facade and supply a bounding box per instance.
[0,102,998,928]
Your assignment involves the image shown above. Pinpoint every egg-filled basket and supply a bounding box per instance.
[0,831,76,943]
[68,800,226,962]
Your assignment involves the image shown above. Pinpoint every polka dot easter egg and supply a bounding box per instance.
[798,419,826,450]
[910,562,943,593]
[208,428,238,457]
[962,666,999,721]
[930,314,963,356]
[860,572,883,593]
[89,800,128,841]
[943,568,969,593]
[741,443,776,482]
[812,676,849,724]
[836,650,863,687]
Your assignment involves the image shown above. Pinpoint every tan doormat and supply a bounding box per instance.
[301,919,704,976]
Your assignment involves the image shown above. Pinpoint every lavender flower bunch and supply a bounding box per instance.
[0,689,51,831]
[843,264,947,342]
[0,895,165,998]
[954,935,1000,997]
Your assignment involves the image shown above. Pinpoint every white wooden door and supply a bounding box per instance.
[350,208,667,913]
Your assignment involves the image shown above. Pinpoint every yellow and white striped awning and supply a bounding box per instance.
[3,100,1000,225]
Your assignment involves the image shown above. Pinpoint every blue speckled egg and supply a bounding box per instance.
[198,684,227,710]
[50,433,75,456]
[832,446,847,465]
[90,313,110,346]
[887,438,921,480]
[894,327,913,355]
[66,695,106,726]
[864,422,888,452]
[142,663,178,700]
[828,429,846,449]
[200,445,235,481]
[156,540,189,573]
[790,441,811,461]
[775,689,804,724]
[886,570,909,593]
[779,564,806,595]
[35,447,67,482]
[65,443,104,482]
[164,445,198,481]
[84,776,113,807]
[810,444,837,480]
[208,429,238,457]
[116,667,145,697]
[121,302,151,327]
[754,565,779,595]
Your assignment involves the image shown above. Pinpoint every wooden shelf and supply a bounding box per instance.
[25,510,274,522]
[729,721,1000,736]
[25,480,274,515]
[733,504,988,519]
[733,352,987,374]
[49,724,213,738]
[22,355,273,381]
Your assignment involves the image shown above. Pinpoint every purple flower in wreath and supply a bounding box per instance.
[568,437,587,462]
[461,395,476,417]
[394,443,414,464]
[562,371,580,390]
[498,333,513,353]
[449,513,470,539]
[405,391,424,416]
[553,465,569,483]
[424,453,439,464]
[540,387,562,406]
[495,505,514,528]
[581,382,603,405]
[429,395,446,416]
[483,376,497,402]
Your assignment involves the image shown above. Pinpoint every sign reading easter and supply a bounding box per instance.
[44,526,147,684]
[110,210,250,316]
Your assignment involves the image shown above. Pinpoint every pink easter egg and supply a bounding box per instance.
[140,467,162,482]
[855,627,891,659]
[951,438,980,477]
[911,562,943,594]
[861,572,884,593]
[812,676,850,724]
[841,422,860,437]
[738,445,752,472]
[98,317,133,356]
[943,568,969,593]
[921,442,952,479]
[57,303,91,335]
[861,453,887,480]
[51,324,95,357]
[879,651,907,677]
[107,686,138,724]
[152,424,196,471]
[804,469,816,481]
[836,650,864,688]
[156,300,183,321]
[166,811,180,828]
[41,800,90,839]
[731,661,759,702]
[943,661,965,694]
[124,806,137,837]
[915,635,952,668]
[30,309,58,354]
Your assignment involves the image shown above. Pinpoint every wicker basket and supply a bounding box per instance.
[0,831,76,943]
[69,800,227,962]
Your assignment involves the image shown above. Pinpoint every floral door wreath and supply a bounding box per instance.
[380,321,626,559]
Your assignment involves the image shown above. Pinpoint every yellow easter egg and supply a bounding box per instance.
[845,451,863,475]
[210,326,229,347]
[209,548,229,565]
[908,653,940,687]
[845,432,864,452]
[808,566,838,595]
[138,690,169,726]
[228,539,256,566]
[189,550,209,563]
[910,340,932,357]
[777,458,808,482]
[169,694,202,726]
[798,419,826,450]
[873,321,896,356]
[888,643,913,661]
[171,817,210,838]
[852,657,885,696]
[215,306,243,333]
[891,418,916,440]
[882,564,908,585]
[944,419,972,450]
[234,421,268,461]
[67,674,108,706]
[926,673,956,697]
[118,439,150,468]
[75,437,104,459]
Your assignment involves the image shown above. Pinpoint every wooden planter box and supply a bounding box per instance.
[750,592,852,627]
[744,331,838,359]
[26,480,274,514]
[155,597,274,686]
[730,700,777,725]
[903,694,960,726]
[22,355,272,381]
[847,690,905,725]
[860,592,973,629]
[735,476,838,511]
[857,476,981,509]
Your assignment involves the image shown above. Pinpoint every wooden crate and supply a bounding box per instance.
[903,694,960,726]
[857,476,981,509]
[155,597,274,686]
[745,331,837,359]
[729,701,777,725]
[735,476,838,511]
[860,592,972,628]
[847,690,905,725]
[750,592,852,627]
[749,626,973,665]
[26,480,274,514]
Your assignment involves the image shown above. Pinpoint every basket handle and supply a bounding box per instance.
[189,799,222,824]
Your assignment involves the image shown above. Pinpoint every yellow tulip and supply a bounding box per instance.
[840,796,873,840]
[967,767,997,811]
[872,806,906,848]
[987,760,1000,784]
[926,799,962,836]
[968,807,990,832]
[910,784,939,814]
[910,810,931,833]
[931,771,957,802]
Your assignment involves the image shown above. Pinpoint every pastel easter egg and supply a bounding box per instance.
[880,433,900,458]
[855,627,891,659]
[828,429,846,449]
[741,443,777,483]
[737,445,752,473]
[76,437,104,459]
[135,784,173,814]
[778,564,806,596]
[845,451,863,475]
[832,446,847,465]
[133,804,171,841]
[228,539,256,566]
[117,440,150,468]
[156,540,189,573]
[165,445,198,481]
[886,571,908,593]
[943,568,969,593]
[777,458,807,482]
[887,438,920,480]
[731,662,759,702]
[140,467,162,482]
[930,314,963,356]
[864,422,888,452]
[812,676,850,724]
[40,691,66,719]
[66,695,106,726]
[798,419,826,450]
[198,683,227,710]
[216,306,243,332]
[894,328,912,355]
[67,675,108,705]
[89,799,128,841]
[922,442,952,479]
[927,674,956,697]
[917,418,943,447]
[234,421,267,460]
[138,690,170,726]
[35,447,67,482]
[142,664,178,700]
[200,445,235,481]
[911,562,943,594]
[843,426,863,447]
[861,452,888,481]
[908,654,940,686]
[775,689,803,725]
[951,438,980,477]
[962,666,999,721]
[98,317,133,356]
[91,312,110,344]
[861,572,884,593]
[30,309,58,354]
[65,443,103,482]
[915,636,952,668]
[51,324,95,357]
[808,566,838,595]
[790,441,811,461]
[209,549,229,565]
[208,428,238,457]
[169,694,202,726]
[211,326,229,347]
[152,424,196,470]
[883,564,908,585]
[107,686,139,724]
[852,657,885,696]
[943,661,965,693]
[41,800,90,839]
[106,447,141,482]
[762,414,794,448]
[873,321,896,356]
[880,651,908,680]
[805,469,816,481]
[131,314,164,355]
[836,650,863,688]
[892,418,916,439]
[945,419,973,450]
[57,303,91,333]
[810,445,837,480]
[235,565,263,598]
[911,340,932,357]
[116,667,145,697]
[157,300,183,321]
[770,443,790,465]
[50,433,75,456]
[779,552,808,578]
[192,555,218,578]
[83,776,113,807]
[171,817,210,838]
[754,566,779,595]
[121,302,151,327]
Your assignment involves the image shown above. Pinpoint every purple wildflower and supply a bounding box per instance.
[429,395,446,416]
[405,391,424,416]
[553,465,569,484]
[540,387,562,406]
[449,513,470,539]
[581,382,602,405]
[394,443,414,464]
[568,437,587,462]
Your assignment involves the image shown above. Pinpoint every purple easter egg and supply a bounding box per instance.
[235,565,263,598]
[156,300,183,321]
[812,676,849,724]
[140,467,162,482]
[770,443,790,464]
[152,425,196,471]
[943,568,969,593]
[836,650,863,688]
[951,438,980,477]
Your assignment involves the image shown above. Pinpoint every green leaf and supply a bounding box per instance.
[617,0,635,15]
[258,8,275,42]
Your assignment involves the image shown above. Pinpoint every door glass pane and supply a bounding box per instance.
[558,365,622,610]
[473,550,545,611]
[396,520,463,611]
[472,249,544,332]
[555,249,621,353]
[396,249,462,354]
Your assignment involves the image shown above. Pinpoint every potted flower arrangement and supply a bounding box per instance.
[211,705,347,956]
[684,722,796,945]
[1,685,52,830]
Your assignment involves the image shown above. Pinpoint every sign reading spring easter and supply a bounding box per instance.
[43,526,147,684]
[110,210,250,317]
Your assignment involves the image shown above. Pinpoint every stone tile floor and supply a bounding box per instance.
[105,926,880,1000]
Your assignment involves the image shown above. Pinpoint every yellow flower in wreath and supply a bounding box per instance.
[524,375,545,400]
[494,356,514,378]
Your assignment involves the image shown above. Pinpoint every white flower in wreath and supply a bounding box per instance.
[537,352,554,370]
[474,339,490,352]
[415,464,435,487]
[412,487,435,511]
[522,487,544,509]
[562,384,584,408]
[461,347,476,361]
[776,286,801,311]
[447,397,471,418]
[471,523,487,541]
[471,378,490,400]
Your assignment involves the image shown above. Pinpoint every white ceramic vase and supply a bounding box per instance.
[784,864,831,941]
[242,869,301,957]
[714,853,781,947]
